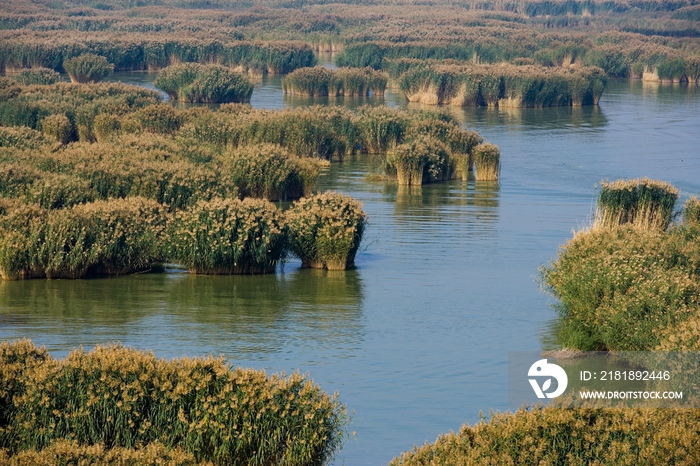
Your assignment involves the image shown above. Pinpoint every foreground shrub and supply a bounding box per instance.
[0,197,166,280]
[385,136,453,186]
[13,68,61,86]
[0,440,208,466]
[472,143,501,181]
[596,178,679,230]
[225,144,323,201]
[287,192,367,270]
[390,406,700,465]
[155,63,253,104]
[542,222,700,351]
[0,340,347,465]
[63,53,114,84]
[167,198,286,274]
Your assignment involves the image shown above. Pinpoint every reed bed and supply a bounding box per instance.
[283,67,387,97]
[399,63,607,107]
[0,197,166,280]
[12,67,60,86]
[40,114,72,144]
[0,80,160,142]
[224,144,323,201]
[63,53,114,84]
[390,406,700,465]
[286,192,367,271]
[472,143,501,181]
[0,127,49,150]
[166,198,287,275]
[0,339,347,465]
[596,178,679,230]
[0,136,236,211]
[154,63,253,104]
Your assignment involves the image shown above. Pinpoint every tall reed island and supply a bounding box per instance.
[155,63,254,103]
[542,178,699,352]
[398,63,607,107]
[0,339,347,465]
[282,66,387,96]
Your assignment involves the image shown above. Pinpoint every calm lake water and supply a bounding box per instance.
[1,70,699,464]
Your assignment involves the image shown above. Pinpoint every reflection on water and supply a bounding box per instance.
[0,269,364,360]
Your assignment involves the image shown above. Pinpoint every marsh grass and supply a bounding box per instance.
[0,339,347,465]
[596,178,679,230]
[283,67,387,97]
[63,53,114,84]
[472,143,501,181]
[390,406,700,465]
[287,192,367,270]
[166,197,286,274]
[154,63,253,104]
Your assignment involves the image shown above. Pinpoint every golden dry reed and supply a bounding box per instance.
[0,339,348,465]
[390,406,700,465]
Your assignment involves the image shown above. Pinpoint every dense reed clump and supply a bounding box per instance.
[390,406,700,465]
[166,197,287,274]
[0,339,347,465]
[40,114,72,144]
[0,197,166,280]
[154,63,253,103]
[596,178,679,230]
[287,192,367,270]
[283,67,387,97]
[385,136,453,186]
[683,196,700,224]
[62,53,114,84]
[472,143,501,181]
[399,63,607,107]
[12,68,61,86]
[224,144,324,201]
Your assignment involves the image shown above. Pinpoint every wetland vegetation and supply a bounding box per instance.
[1,0,700,462]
